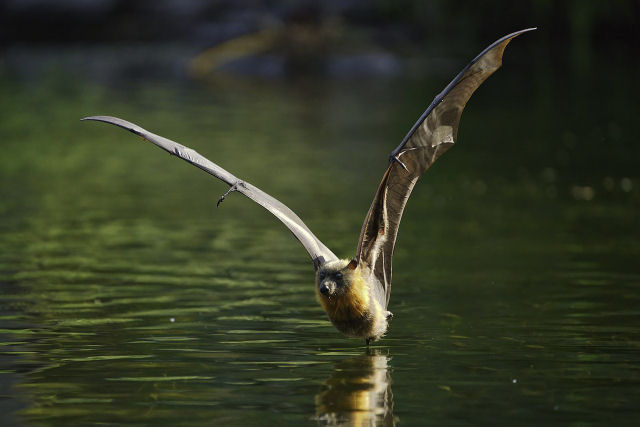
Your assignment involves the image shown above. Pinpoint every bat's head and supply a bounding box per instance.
[315,258,358,299]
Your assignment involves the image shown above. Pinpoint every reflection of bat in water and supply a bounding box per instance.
[84,28,535,344]
[315,351,394,426]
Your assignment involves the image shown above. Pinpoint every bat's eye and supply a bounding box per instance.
[335,272,343,280]
[318,271,325,280]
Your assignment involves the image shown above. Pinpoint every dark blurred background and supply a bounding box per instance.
[1,0,638,78]
[1,0,638,47]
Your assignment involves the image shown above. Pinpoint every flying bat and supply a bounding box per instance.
[84,28,535,345]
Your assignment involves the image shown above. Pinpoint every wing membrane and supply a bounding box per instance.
[83,116,338,268]
[356,29,535,306]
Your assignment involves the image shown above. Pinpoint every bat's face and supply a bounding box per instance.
[315,259,374,338]
[316,259,356,299]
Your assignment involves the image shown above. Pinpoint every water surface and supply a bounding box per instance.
[1,44,639,425]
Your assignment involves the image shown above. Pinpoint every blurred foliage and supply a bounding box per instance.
[1,0,638,51]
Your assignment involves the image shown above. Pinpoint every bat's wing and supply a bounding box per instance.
[83,116,338,269]
[355,28,535,307]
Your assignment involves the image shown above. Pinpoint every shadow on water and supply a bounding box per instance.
[315,350,394,426]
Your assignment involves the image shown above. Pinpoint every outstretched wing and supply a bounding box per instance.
[83,116,338,269]
[355,28,535,307]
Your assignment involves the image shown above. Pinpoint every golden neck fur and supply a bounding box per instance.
[317,266,370,321]
[315,259,388,340]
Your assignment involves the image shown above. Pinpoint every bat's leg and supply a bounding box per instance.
[217,181,244,207]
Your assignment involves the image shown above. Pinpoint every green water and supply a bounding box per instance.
[1,46,639,425]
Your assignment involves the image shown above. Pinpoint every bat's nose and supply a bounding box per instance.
[319,283,330,295]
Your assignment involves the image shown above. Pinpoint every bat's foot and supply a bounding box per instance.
[388,154,409,172]
[217,181,244,207]
[365,338,371,346]
[386,311,393,321]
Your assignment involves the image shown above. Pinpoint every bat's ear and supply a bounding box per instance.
[313,256,326,271]
[347,259,358,270]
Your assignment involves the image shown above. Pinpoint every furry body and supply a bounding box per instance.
[315,259,389,341]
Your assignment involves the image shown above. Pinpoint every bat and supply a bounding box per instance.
[83,28,535,345]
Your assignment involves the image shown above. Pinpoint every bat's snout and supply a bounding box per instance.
[319,280,336,296]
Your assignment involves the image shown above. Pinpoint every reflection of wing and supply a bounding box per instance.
[83,116,338,269]
[355,28,535,306]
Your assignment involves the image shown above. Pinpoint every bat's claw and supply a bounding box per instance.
[217,183,237,207]
[388,154,409,172]
[217,181,247,207]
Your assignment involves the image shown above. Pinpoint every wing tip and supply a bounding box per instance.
[511,27,538,37]
[474,27,536,68]
[492,27,537,51]
[81,115,150,142]
[81,115,119,122]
